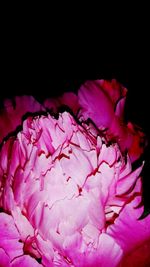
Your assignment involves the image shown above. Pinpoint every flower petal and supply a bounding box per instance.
[107,196,150,265]
[0,96,44,143]
[0,213,23,261]
[78,80,114,128]
[0,248,10,267]
[11,255,41,267]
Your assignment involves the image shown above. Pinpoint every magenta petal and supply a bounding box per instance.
[0,248,10,267]
[60,92,79,114]
[107,196,150,266]
[43,97,59,112]
[44,92,79,114]
[78,80,145,162]
[97,79,127,106]
[115,97,126,119]
[78,80,115,128]
[0,96,44,142]
[78,79,127,129]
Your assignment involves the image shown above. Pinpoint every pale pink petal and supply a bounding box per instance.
[60,145,93,187]
[63,233,123,267]
[12,207,34,241]
[116,164,143,195]
[98,143,118,166]
[11,255,41,267]
[0,213,23,261]
[95,233,123,267]
[35,234,54,266]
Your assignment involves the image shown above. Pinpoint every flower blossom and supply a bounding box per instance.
[0,79,149,266]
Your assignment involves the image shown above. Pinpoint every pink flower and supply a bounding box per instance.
[0,80,149,266]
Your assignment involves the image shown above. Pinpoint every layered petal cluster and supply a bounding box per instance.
[0,79,149,266]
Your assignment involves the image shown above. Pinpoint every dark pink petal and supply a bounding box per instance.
[78,79,127,127]
[0,248,10,267]
[78,80,115,129]
[115,96,126,119]
[127,122,146,162]
[0,96,44,143]
[118,239,150,267]
[78,80,145,162]
[107,196,150,266]
[44,97,59,112]
[97,79,127,107]
[44,92,79,114]
[59,92,79,113]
